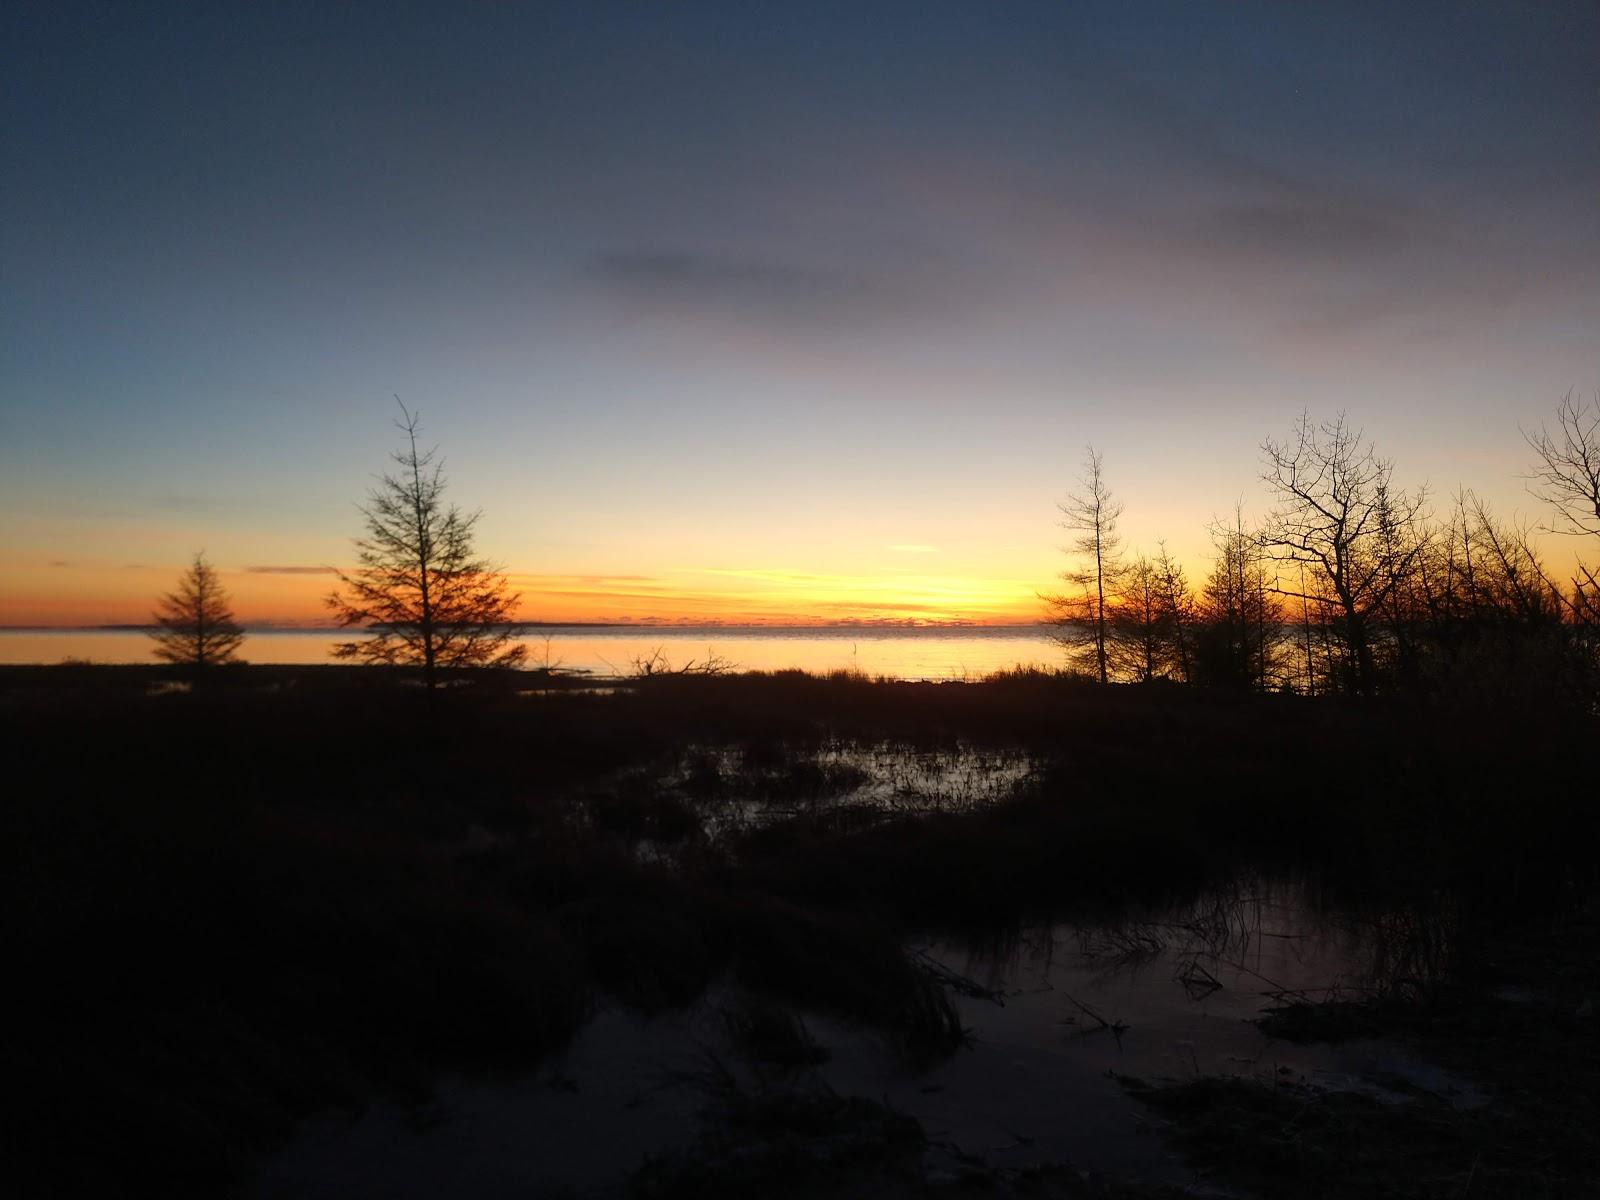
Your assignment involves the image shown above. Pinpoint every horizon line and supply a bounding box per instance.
[0,619,1054,633]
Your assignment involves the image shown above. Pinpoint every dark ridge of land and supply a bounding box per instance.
[2,664,1595,1198]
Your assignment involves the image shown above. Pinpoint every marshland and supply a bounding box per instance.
[7,661,1596,1197]
[8,4,1600,1196]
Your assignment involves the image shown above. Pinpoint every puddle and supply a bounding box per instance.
[628,740,1037,846]
[253,1005,709,1199]
[811,879,1479,1182]
[256,878,1478,1197]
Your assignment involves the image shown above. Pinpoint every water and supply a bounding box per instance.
[256,880,1480,1198]
[0,625,1060,680]
[644,740,1038,845]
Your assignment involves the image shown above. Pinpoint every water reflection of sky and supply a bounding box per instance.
[0,626,1061,680]
[260,879,1481,1197]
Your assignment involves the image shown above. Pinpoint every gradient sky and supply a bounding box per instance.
[4,1,1597,625]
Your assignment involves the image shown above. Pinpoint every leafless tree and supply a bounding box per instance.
[1153,541,1196,682]
[1107,548,1195,683]
[1109,556,1165,683]
[1195,508,1283,691]
[1524,390,1600,538]
[149,553,246,667]
[1404,489,1594,702]
[327,401,526,688]
[1043,445,1124,682]
[1258,414,1426,694]
[1456,493,1565,625]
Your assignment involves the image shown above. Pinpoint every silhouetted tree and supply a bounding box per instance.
[327,402,526,688]
[1193,510,1284,691]
[1259,414,1426,694]
[148,553,245,667]
[1524,390,1600,538]
[1108,555,1170,682]
[1044,445,1124,682]
[1403,489,1593,704]
[1153,541,1197,683]
[1524,391,1600,639]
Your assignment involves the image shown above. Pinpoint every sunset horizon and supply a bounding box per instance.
[7,3,1594,645]
[9,5,1599,1195]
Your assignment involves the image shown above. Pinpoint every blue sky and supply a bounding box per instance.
[3,1,1596,623]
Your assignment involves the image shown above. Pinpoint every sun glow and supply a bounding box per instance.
[0,558,1048,628]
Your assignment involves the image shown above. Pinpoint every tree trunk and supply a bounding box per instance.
[1095,530,1108,684]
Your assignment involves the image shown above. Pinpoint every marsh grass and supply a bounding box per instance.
[1123,1064,1596,1199]
[719,998,831,1071]
[4,664,1595,1195]
[630,1081,925,1200]
[1131,910,1600,1197]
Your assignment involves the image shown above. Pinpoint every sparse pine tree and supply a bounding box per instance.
[1043,445,1124,682]
[1153,541,1196,683]
[149,553,246,667]
[327,401,526,688]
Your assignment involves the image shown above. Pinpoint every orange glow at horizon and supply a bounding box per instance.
[0,559,1051,628]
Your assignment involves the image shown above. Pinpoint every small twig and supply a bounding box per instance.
[1062,990,1128,1036]
[911,949,1006,1006]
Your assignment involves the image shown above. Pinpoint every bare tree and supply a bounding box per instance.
[1194,509,1283,691]
[327,401,526,688]
[1523,391,1600,660]
[1258,414,1426,694]
[1109,555,1168,683]
[1524,390,1600,538]
[1153,541,1196,683]
[1043,445,1124,682]
[149,553,246,667]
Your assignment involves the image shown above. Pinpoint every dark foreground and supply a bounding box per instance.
[4,665,1596,1197]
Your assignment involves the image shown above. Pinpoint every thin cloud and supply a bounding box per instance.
[889,544,939,554]
[584,249,947,328]
[700,568,831,584]
[1192,195,1420,263]
[507,573,658,585]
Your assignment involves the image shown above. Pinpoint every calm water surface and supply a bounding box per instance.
[258,879,1477,1198]
[0,626,1059,681]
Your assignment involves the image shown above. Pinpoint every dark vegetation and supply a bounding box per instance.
[1177,914,1600,1198]
[5,660,1597,1197]
[1047,403,1600,702]
[6,384,1595,1199]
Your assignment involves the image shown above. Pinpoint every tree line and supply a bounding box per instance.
[148,400,525,687]
[148,391,1598,704]
[1045,394,1600,702]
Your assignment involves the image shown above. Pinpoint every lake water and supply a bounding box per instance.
[0,625,1061,681]
[257,879,1477,1198]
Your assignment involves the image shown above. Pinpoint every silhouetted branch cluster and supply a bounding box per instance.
[1524,390,1600,538]
[1045,395,1599,706]
[1194,509,1286,691]
[629,647,737,677]
[1256,413,1429,695]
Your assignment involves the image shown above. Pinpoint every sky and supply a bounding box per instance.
[3,1,1597,626]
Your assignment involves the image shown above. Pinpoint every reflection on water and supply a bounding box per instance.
[643,740,1038,845]
[258,878,1476,1198]
[0,626,1058,680]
